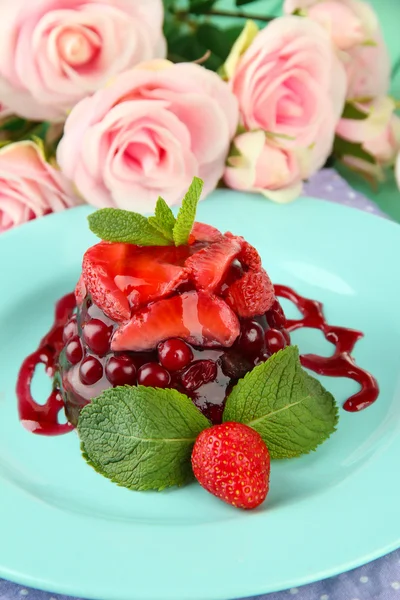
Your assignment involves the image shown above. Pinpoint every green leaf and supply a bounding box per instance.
[148,196,176,241]
[189,0,217,14]
[173,177,204,246]
[88,208,172,246]
[333,136,376,165]
[194,24,245,70]
[223,346,339,459]
[78,386,211,491]
[341,102,369,121]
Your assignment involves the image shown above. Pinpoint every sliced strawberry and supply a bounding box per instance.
[189,222,222,244]
[225,268,275,318]
[185,236,242,292]
[82,243,131,322]
[226,233,262,270]
[111,291,240,352]
[82,242,194,322]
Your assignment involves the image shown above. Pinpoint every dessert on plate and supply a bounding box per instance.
[17,177,378,509]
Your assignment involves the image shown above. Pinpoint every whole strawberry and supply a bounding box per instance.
[191,422,270,509]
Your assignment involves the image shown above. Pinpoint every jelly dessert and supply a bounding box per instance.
[60,229,291,427]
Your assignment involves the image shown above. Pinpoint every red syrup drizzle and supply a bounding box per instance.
[16,293,77,435]
[275,285,379,412]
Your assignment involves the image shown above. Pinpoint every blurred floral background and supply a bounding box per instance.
[0,0,399,232]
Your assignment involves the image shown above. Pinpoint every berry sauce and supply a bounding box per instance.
[16,293,76,435]
[16,285,379,436]
[275,285,379,412]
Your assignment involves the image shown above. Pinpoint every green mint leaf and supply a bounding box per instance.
[78,385,211,491]
[147,196,176,241]
[223,346,339,459]
[88,208,172,246]
[173,177,204,246]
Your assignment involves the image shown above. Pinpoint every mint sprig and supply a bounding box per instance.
[223,346,339,459]
[78,385,210,491]
[173,177,204,246]
[87,176,204,247]
[88,208,171,246]
[148,196,176,241]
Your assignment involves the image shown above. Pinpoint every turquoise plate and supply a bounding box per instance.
[1,191,400,600]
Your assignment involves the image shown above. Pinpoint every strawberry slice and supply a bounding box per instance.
[225,268,275,318]
[189,222,222,244]
[82,242,195,322]
[185,236,242,292]
[226,233,262,270]
[111,291,240,352]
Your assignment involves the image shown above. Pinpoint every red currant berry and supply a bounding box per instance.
[65,336,83,365]
[137,363,171,388]
[63,316,78,343]
[265,328,286,354]
[237,320,265,356]
[79,356,103,385]
[106,355,137,386]
[82,319,113,355]
[266,300,286,329]
[158,338,193,371]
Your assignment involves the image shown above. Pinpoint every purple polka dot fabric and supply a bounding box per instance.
[1,169,397,600]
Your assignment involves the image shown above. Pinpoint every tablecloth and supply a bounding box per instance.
[1,168,398,600]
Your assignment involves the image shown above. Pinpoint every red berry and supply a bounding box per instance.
[63,316,78,343]
[106,355,137,386]
[137,363,171,388]
[65,336,83,365]
[181,360,217,392]
[265,328,286,354]
[266,300,287,329]
[82,318,113,356]
[191,422,270,510]
[158,339,193,371]
[225,269,275,318]
[220,351,252,379]
[79,356,103,385]
[282,329,291,345]
[237,320,265,356]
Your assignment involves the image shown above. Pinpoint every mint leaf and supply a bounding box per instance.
[88,208,172,246]
[223,346,338,459]
[173,177,204,246]
[148,196,176,241]
[78,385,211,491]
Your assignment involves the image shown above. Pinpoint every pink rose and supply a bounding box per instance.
[57,61,239,211]
[345,31,390,100]
[335,97,400,180]
[0,0,166,121]
[224,131,304,203]
[0,141,81,233]
[223,17,346,195]
[284,0,390,100]
[284,0,378,51]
